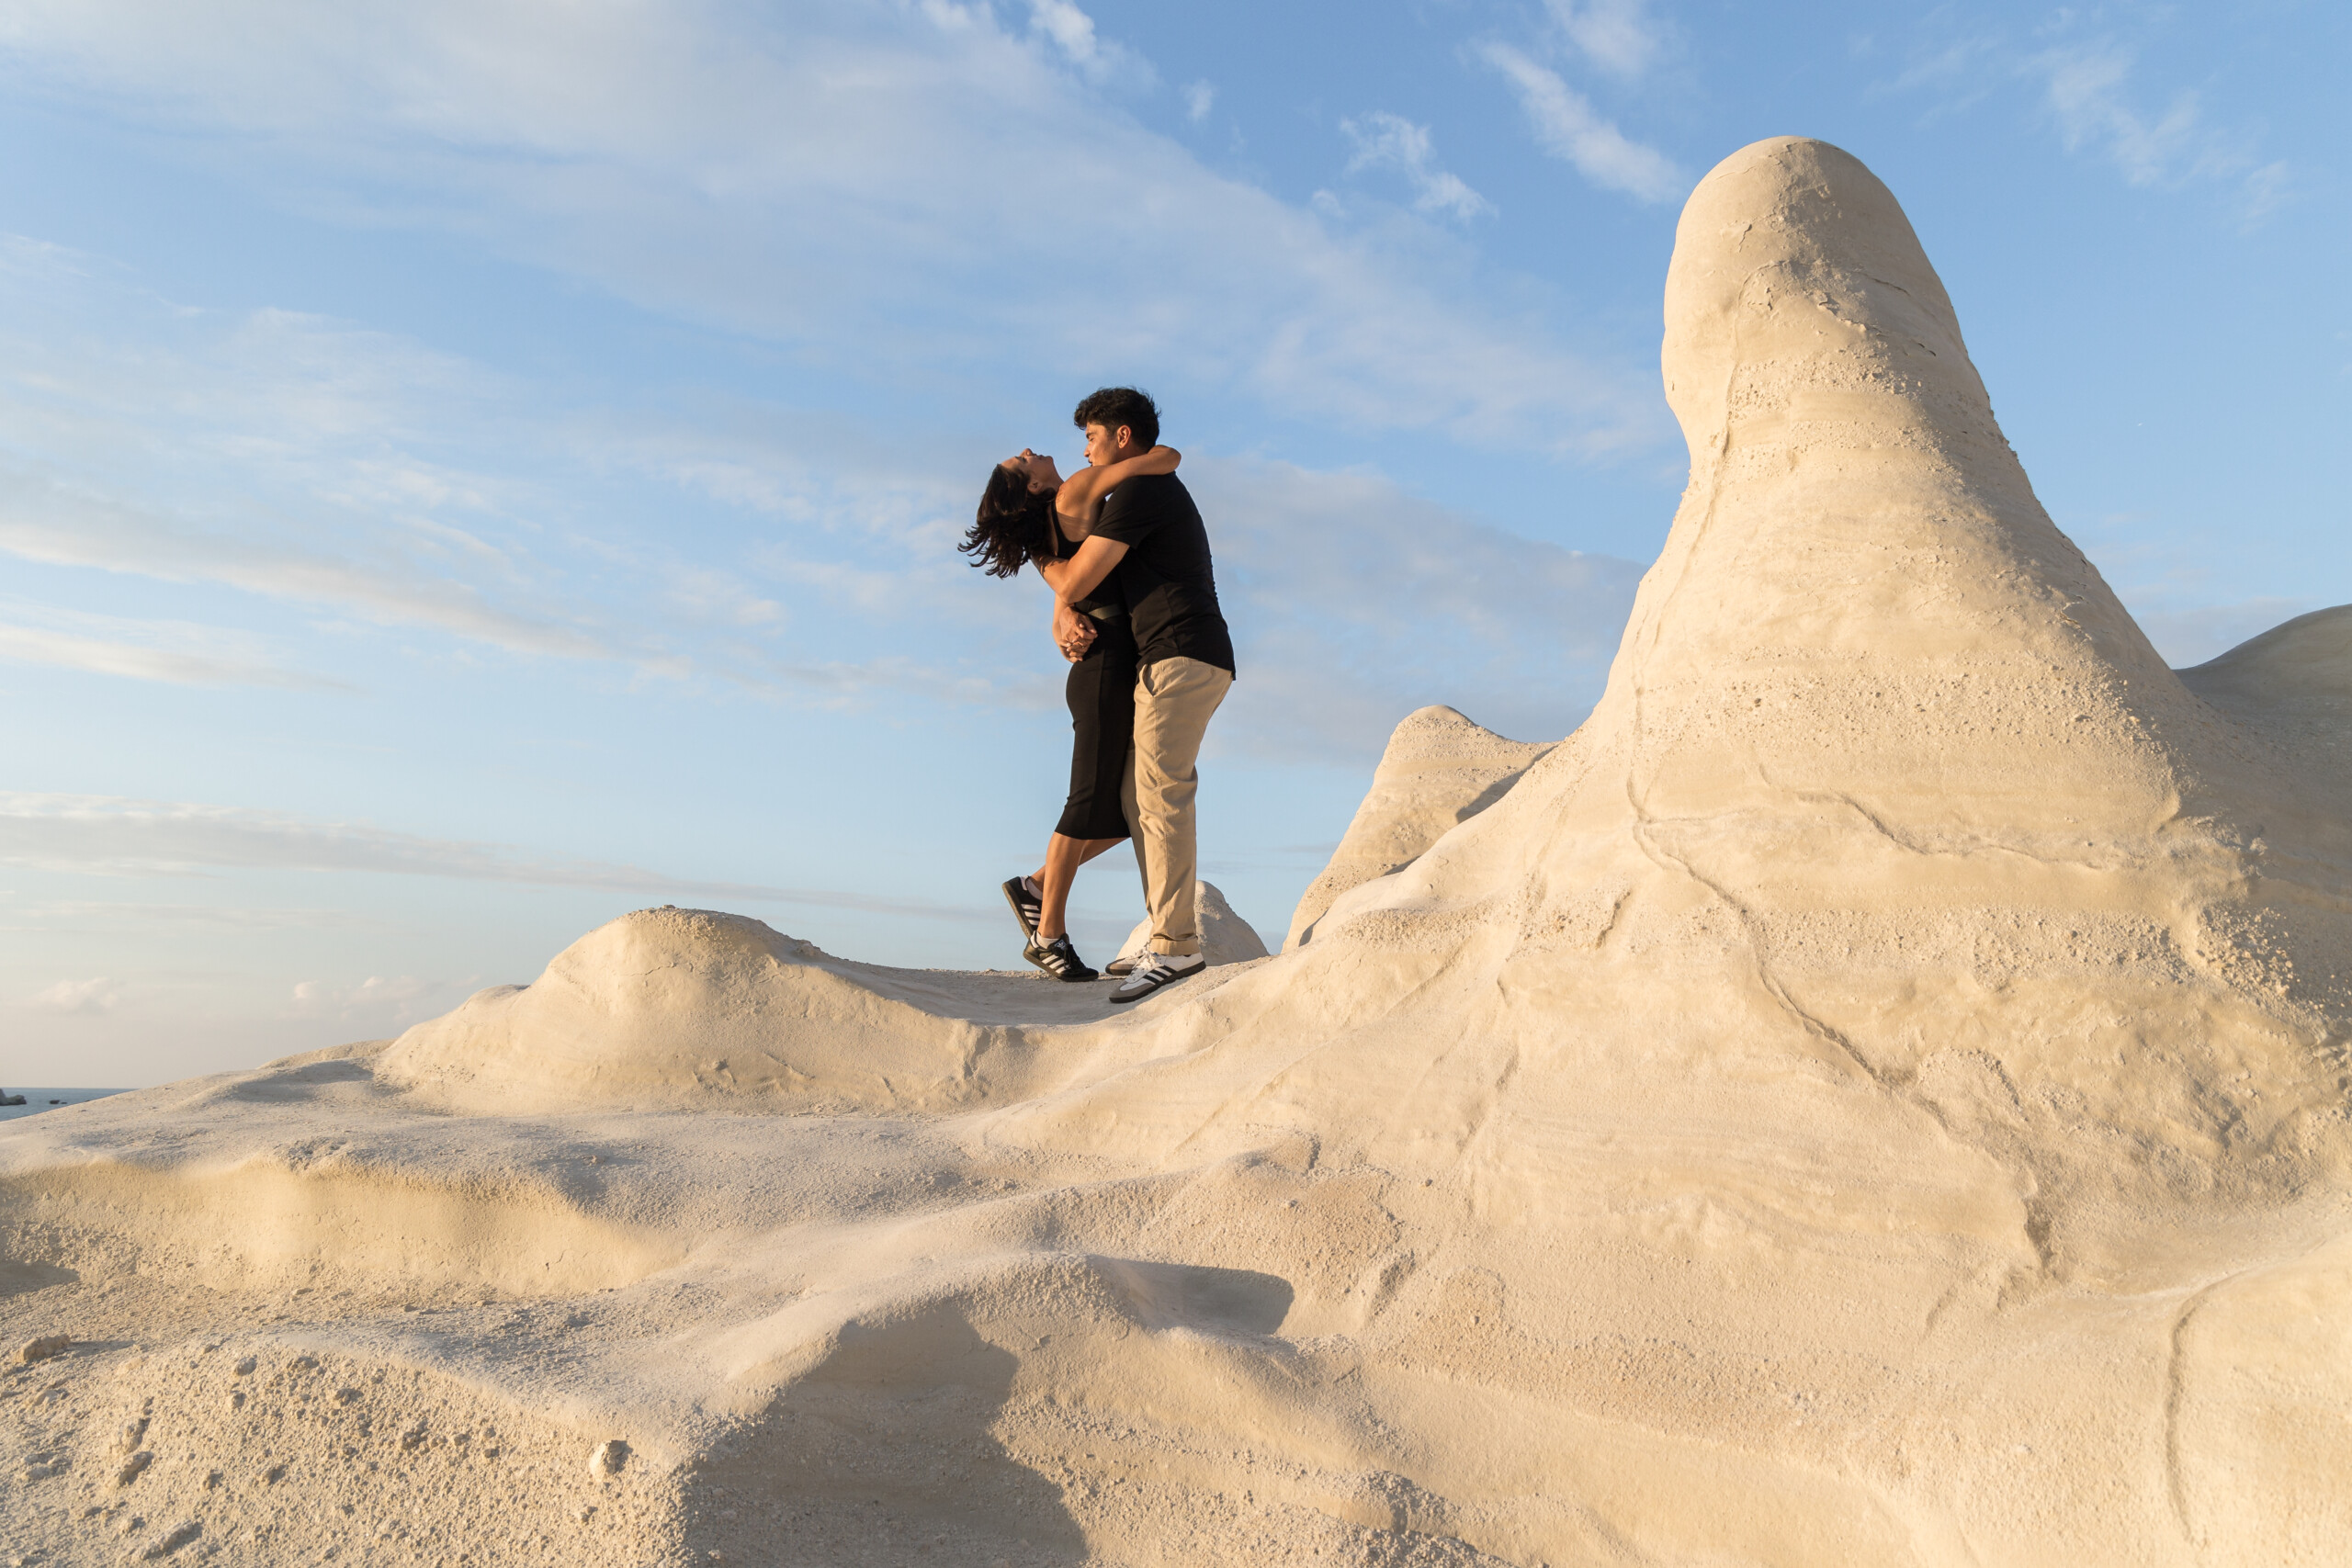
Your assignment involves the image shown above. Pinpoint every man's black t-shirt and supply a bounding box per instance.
[1091,473,1236,674]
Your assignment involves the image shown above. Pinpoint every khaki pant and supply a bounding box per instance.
[1121,656,1233,956]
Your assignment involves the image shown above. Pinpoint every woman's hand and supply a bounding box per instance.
[1056,604,1097,662]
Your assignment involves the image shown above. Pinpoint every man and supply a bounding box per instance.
[1049,388,1235,1003]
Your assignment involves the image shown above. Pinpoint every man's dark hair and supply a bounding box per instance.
[960,464,1057,580]
[1072,387,1159,449]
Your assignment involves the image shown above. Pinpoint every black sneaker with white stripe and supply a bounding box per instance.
[1023,932,1098,982]
[1107,950,1205,1003]
[1001,875,1042,941]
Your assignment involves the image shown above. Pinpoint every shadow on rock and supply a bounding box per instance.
[680,1304,1091,1566]
[1091,1256,1293,1337]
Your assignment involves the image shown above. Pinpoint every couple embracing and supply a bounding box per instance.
[961,388,1235,1004]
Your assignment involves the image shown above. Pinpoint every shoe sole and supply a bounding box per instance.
[1022,943,1098,984]
[1107,964,1204,1003]
[1001,879,1040,941]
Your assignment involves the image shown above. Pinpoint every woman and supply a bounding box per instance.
[961,440,1181,979]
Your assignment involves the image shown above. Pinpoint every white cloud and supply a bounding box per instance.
[0,0,1648,454]
[1866,26,2283,212]
[0,254,1011,724]
[0,607,347,690]
[1864,32,2006,107]
[0,244,1043,708]
[1183,80,1215,122]
[1341,112,1494,222]
[662,566,784,629]
[1476,43,1683,205]
[1545,0,1665,77]
[1189,457,1645,760]
[1025,0,1144,82]
[0,901,378,931]
[2027,40,2290,213]
[0,461,618,663]
[2239,162,2291,224]
[288,973,447,1024]
[2033,43,2205,187]
[0,244,638,664]
[0,225,1658,749]
[0,793,1005,925]
[31,976,121,1014]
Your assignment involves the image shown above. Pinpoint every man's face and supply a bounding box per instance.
[1081,423,1135,468]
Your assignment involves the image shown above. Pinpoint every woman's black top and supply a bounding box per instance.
[1039,512,1136,841]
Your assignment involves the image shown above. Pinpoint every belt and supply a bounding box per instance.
[1083,604,1127,622]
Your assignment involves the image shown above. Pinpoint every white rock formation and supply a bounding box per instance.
[2177,604,2352,712]
[1114,879,1270,967]
[4,139,2346,1566]
[2177,604,2352,818]
[1283,705,1551,951]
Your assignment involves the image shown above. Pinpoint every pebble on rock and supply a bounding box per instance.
[15,1334,70,1365]
[587,1438,630,1478]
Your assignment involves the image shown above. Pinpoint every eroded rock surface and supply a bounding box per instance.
[1283,706,1551,952]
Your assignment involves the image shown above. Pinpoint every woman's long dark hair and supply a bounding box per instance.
[960,465,1059,580]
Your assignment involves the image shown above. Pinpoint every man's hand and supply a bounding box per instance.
[1055,602,1097,663]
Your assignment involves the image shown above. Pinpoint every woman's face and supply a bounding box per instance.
[1001,449,1063,493]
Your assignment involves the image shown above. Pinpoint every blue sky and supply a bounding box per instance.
[3,0,2345,1085]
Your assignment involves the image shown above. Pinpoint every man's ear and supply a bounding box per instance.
[1117,425,1137,454]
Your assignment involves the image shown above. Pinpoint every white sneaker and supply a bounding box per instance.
[1104,950,1149,976]
[1107,950,1205,1004]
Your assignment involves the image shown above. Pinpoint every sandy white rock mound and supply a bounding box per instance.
[2177,604,2352,822]
[1283,706,1551,952]
[2179,603,2352,714]
[374,904,1182,1116]
[1115,879,1270,967]
[6,139,2347,1568]
[977,134,2352,1561]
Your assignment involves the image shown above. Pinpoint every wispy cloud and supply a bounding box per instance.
[0,794,1001,926]
[0,243,639,665]
[1544,0,1666,78]
[1860,22,2287,219]
[0,227,1650,749]
[1024,0,1145,84]
[1861,31,2006,106]
[1182,80,1215,123]
[1341,111,1494,222]
[0,462,620,662]
[2028,39,2290,219]
[30,976,122,1015]
[1193,457,1645,759]
[1475,42,1683,205]
[0,900,380,932]
[2032,42,2205,187]
[0,602,348,690]
[287,973,446,1025]
[0,0,1647,452]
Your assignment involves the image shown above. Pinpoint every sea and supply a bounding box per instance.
[0,1088,130,1122]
